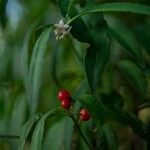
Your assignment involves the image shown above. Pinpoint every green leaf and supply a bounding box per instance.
[84,47,96,95]
[118,60,147,98]
[10,94,27,135]
[28,26,53,115]
[84,14,110,96]
[31,108,65,150]
[85,2,150,15]
[60,2,111,96]
[102,123,118,150]
[68,1,110,96]
[18,114,41,150]
[68,2,150,24]
[69,8,92,43]
[21,23,38,92]
[31,118,45,150]
[107,17,143,65]
[43,117,73,150]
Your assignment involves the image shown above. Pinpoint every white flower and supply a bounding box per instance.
[54,19,72,40]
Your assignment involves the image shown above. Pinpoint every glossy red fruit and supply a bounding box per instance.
[61,99,71,109]
[58,90,70,101]
[80,108,91,121]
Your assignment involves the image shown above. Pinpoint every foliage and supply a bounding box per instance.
[0,0,150,149]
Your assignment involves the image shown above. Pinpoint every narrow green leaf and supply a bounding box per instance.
[31,108,65,150]
[85,2,150,15]
[11,94,27,135]
[31,118,45,150]
[65,1,110,96]
[84,47,96,95]
[18,114,40,150]
[69,8,92,43]
[84,14,110,96]
[21,23,38,92]
[118,60,147,97]
[43,117,73,150]
[91,17,110,93]
[68,2,150,24]
[28,26,53,115]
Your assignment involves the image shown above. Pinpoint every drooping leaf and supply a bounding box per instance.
[90,16,110,93]
[18,114,41,150]
[31,118,45,150]
[31,108,65,150]
[84,14,110,96]
[69,7,92,43]
[68,2,150,23]
[84,47,96,95]
[10,94,27,135]
[118,60,147,98]
[65,1,110,96]
[43,117,73,150]
[21,22,38,92]
[28,26,53,115]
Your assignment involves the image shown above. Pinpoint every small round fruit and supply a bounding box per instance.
[58,90,70,101]
[61,99,71,109]
[80,108,91,121]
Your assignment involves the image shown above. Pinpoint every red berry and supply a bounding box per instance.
[80,108,91,121]
[61,99,71,109]
[58,90,70,101]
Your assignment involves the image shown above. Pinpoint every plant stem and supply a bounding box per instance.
[0,135,20,139]
[69,113,94,150]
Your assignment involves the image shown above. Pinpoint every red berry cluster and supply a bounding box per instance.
[58,90,71,109]
[57,90,91,121]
